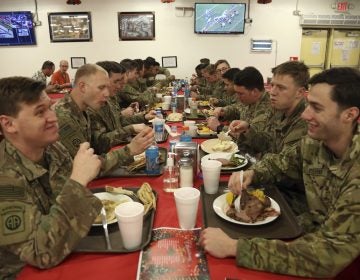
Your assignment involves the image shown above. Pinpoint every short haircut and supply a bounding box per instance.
[272,61,309,89]
[309,67,360,111]
[74,64,107,85]
[214,59,230,69]
[0,77,45,117]
[96,61,126,77]
[203,64,217,75]
[133,59,144,72]
[222,68,241,81]
[41,60,55,70]
[233,66,265,91]
[200,58,210,64]
[120,59,138,71]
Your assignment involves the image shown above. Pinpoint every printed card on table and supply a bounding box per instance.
[137,227,210,280]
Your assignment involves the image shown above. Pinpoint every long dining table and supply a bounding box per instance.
[17,121,359,280]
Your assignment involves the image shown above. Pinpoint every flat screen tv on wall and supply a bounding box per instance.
[0,11,36,46]
[194,3,246,34]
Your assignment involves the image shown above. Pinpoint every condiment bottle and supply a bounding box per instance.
[163,153,179,192]
[179,157,193,188]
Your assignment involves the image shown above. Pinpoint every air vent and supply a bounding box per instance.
[300,14,360,28]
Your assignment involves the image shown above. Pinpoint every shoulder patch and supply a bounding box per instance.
[1,204,25,235]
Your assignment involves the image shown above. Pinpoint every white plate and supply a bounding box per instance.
[201,152,248,170]
[213,193,280,226]
[92,192,133,226]
[200,138,238,154]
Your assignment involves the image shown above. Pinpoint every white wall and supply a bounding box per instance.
[1,0,359,80]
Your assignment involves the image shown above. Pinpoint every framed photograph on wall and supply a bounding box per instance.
[118,12,155,40]
[162,56,177,68]
[71,57,86,69]
[48,12,92,42]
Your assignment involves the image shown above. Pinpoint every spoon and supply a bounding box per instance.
[234,170,243,212]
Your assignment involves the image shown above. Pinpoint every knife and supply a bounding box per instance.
[100,207,112,250]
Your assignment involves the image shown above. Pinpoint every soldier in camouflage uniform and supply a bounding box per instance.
[201,67,360,278]
[210,68,242,122]
[233,61,309,157]
[207,67,271,134]
[0,77,103,279]
[55,64,154,175]
[89,61,155,154]
[31,60,58,93]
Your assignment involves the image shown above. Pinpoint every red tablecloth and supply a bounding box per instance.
[17,129,359,280]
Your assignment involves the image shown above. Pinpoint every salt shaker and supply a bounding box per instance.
[179,157,193,188]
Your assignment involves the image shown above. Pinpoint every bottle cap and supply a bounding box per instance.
[182,126,189,131]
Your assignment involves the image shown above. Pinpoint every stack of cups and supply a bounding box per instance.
[115,201,144,250]
[201,160,222,194]
[174,188,200,229]
[163,95,172,110]
[184,120,197,137]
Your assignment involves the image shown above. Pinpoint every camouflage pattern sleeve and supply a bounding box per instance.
[120,113,146,126]
[99,145,134,175]
[235,175,360,277]
[120,84,157,109]
[239,100,307,155]
[239,135,360,277]
[223,103,243,122]
[0,179,102,271]
[158,67,171,78]
[250,142,303,185]
[88,108,133,154]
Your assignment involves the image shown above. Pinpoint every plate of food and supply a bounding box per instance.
[213,189,280,226]
[202,153,247,170]
[166,112,183,122]
[198,100,210,107]
[92,192,133,226]
[201,138,238,154]
[197,125,217,136]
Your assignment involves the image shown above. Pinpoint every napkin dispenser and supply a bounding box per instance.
[174,142,199,177]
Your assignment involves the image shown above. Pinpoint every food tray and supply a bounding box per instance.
[201,182,303,240]
[199,150,250,173]
[185,112,206,120]
[75,187,156,253]
[100,147,167,178]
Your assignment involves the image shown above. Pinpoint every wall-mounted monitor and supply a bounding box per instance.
[0,11,36,46]
[194,3,246,34]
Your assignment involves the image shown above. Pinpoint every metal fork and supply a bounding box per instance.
[100,207,112,250]
[234,170,243,212]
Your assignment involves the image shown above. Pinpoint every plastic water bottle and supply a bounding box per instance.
[179,126,192,142]
[145,142,160,175]
[171,88,177,113]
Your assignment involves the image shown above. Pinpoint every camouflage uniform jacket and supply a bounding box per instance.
[222,103,246,122]
[211,81,236,107]
[55,95,134,174]
[197,80,222,100]
[240,99,307,156]
[236,127,360,278]
[0,140,102,279]
[117,84,157,109]
[88,101,135,154]
[108,95,147,127]
[130,78,147,93]
[31,70,46,83]
[235,92,272,152]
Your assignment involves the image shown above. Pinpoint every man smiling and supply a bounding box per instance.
[0,77,103,278]
[201,67,360,278]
